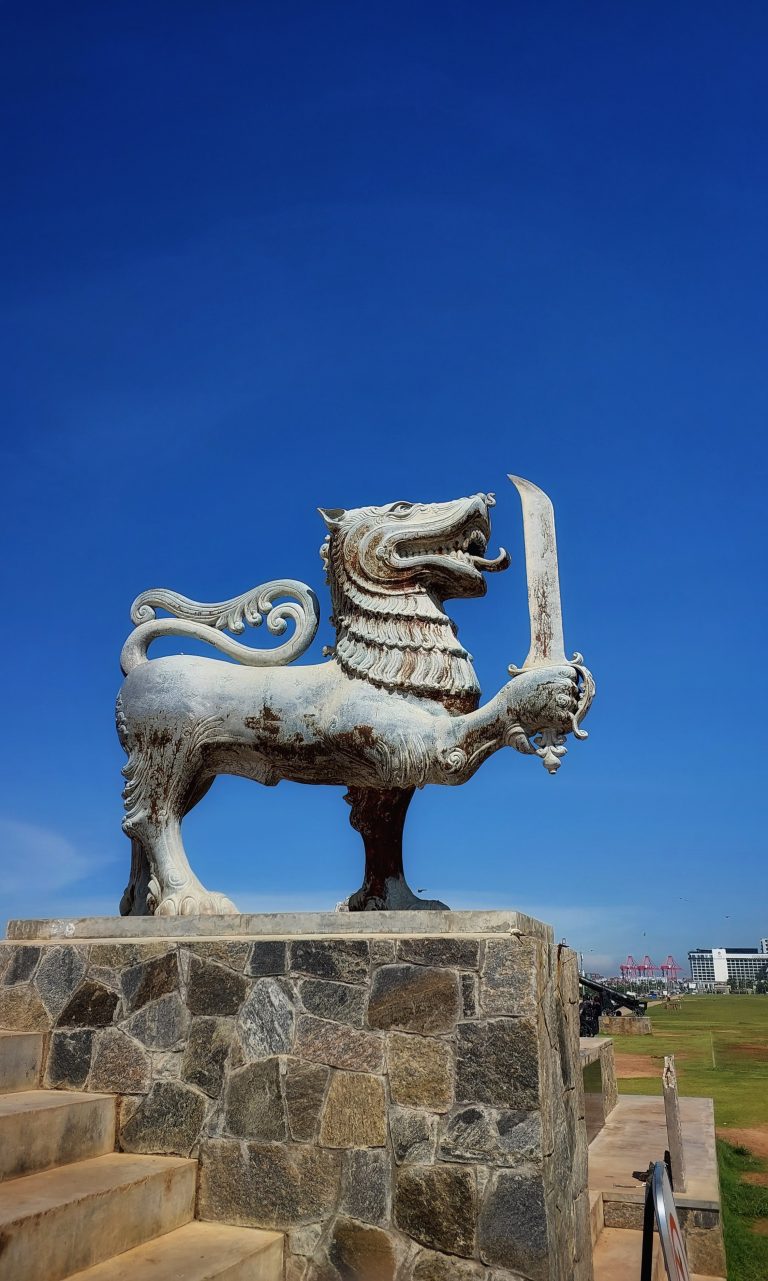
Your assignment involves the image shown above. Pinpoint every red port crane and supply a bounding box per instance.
[638,955,659,979]
[659,955,683,987]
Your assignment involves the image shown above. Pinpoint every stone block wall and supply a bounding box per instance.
[598,1042,618,1117]
[0,915,591,1281]
[580,1038,617,1143]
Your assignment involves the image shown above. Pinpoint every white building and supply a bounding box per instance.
[688,944,768,990]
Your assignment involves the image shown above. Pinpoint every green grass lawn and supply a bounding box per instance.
[607,995,768,1279]
[717,1140,768,1281]
[612,995,768,1126]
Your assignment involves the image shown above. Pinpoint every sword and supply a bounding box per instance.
[507,475,595,773]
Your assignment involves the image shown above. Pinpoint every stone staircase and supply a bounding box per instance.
[590,1188,665,1280]
[0,1030,283,1281]
[590,1187,725,1281]
[1,1019,730,1280]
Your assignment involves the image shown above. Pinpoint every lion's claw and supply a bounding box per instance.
[154,888,239,916]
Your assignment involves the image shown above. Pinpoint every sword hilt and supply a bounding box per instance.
[569,656,596,739]
[507,656,595,774]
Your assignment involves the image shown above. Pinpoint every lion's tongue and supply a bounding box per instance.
[470,547,510,572]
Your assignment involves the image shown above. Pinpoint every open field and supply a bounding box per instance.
[608,995,768,1280]
[613,995,768,1127]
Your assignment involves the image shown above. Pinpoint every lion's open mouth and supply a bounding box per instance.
[376,492,511,595]
[408,527,509,574]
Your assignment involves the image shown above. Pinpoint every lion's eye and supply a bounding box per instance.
[391,502,412,515]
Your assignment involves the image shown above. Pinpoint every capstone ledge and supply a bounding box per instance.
[5,909,553,942]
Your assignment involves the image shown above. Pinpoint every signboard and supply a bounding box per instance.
[641,1161,691,1281]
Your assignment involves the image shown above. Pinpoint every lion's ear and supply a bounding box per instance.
[318,507,345,529]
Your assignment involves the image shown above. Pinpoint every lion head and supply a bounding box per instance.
[319,493,509,710]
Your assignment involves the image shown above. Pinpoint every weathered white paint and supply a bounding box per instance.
[115,486,593,917]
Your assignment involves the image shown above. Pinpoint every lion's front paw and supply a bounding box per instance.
[509,665,579,733]
[152,886,239,916]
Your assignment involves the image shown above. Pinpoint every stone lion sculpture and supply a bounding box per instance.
[117,487,592,915]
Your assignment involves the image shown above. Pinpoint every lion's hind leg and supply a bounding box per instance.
[133,815,238,917]
[118,705,238,917]
[119,837,153,917]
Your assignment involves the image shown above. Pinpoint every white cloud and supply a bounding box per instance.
[0,817,93,895]
[0,820,123,935]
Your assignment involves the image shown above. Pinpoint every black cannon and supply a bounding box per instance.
[579,976,647,1035]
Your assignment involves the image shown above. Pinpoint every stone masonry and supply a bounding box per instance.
[598,1015,652,1036]
[0,912,592,1281]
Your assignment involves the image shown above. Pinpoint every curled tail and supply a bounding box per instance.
[120,580,320,674]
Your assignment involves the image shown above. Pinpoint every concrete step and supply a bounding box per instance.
[592,1226,665,1281]
[0,1089,116,1181]
[0,1031,42,1091]
[0,1152,196,1281]
[64,1221,284,1280]
[589,1189,604,1249]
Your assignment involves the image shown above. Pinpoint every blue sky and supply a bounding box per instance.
[1,3,766,973]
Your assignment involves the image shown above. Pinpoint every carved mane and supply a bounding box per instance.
[322,526,481,714]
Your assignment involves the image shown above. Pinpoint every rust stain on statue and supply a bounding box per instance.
[116,487,592,916]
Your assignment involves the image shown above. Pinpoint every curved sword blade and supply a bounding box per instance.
[508,475,567,669]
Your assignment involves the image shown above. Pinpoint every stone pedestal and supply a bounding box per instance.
[0,911,592,1281]
[598,1015,652,1036]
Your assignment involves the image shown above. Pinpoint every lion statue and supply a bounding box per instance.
[116,490,587,915]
